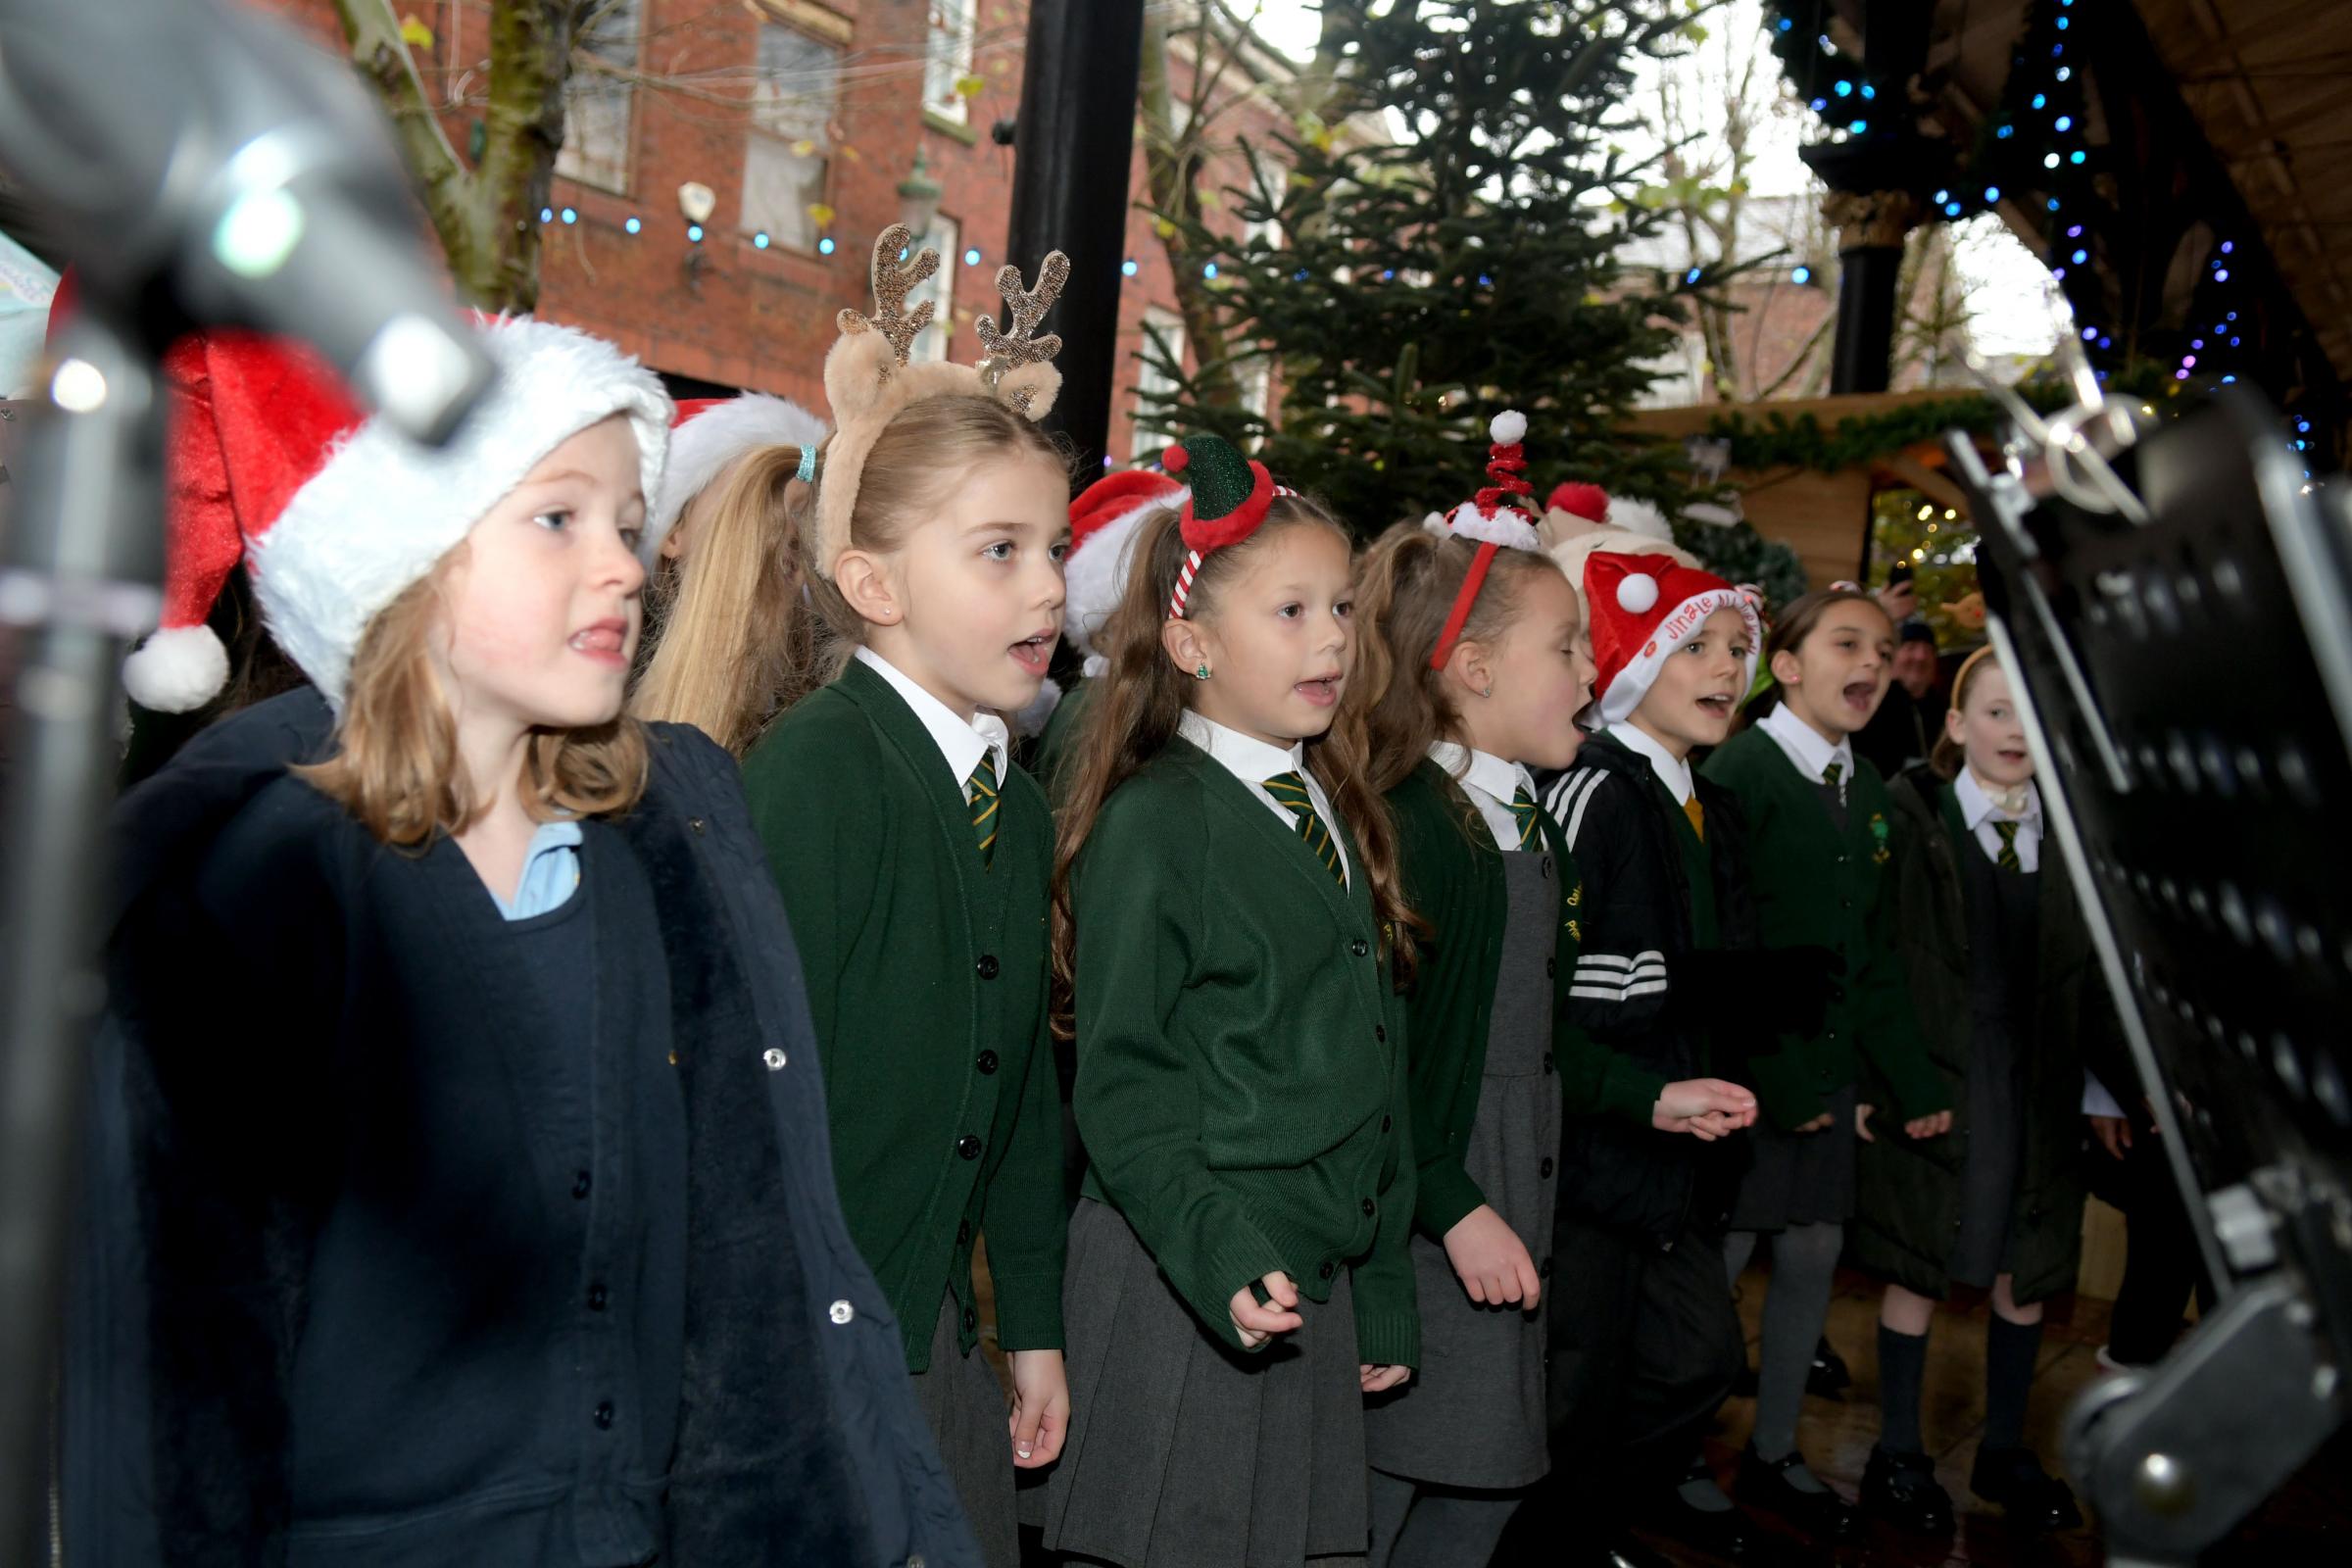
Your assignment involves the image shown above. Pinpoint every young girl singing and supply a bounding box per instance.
[1033,433,1417,1568]
[1350,416,1756,1567]
[719,230,1074,1567]
[1854,647,2122,1537]
[84,319,978,1566]
[1699,589,1951,1541]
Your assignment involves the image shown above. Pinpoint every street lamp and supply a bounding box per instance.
[897,149,943,247]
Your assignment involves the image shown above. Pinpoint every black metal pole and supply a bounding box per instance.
[1003,0,1147,480]
[1831,241,1902,394]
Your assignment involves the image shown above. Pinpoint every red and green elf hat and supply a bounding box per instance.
[1162,432,1281,616]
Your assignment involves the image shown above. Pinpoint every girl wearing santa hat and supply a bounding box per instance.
[1028,466,1189,791]
[1031,431,1416,1568]
[1348,415,1757,1567]
[86,318,981,1566]
[724,229,1074,1566]
[1695,589,1952,1543]
[626,391,829,752]
[1520,553,1790,1564]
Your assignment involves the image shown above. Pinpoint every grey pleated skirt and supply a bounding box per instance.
[1727,1082,1860,1232]
[1028,1197,1370,1567]
[911,1291,1018,1568]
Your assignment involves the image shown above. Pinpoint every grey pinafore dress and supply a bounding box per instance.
[1947,835,2040,1287]
[1361,849,1561,1492]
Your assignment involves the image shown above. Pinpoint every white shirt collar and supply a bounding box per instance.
[855,646,1010,793]
[1429,741,1534,808]
[1606,720,1694,805]
[1178,709,1305,785]
[1758,702,1856,785]
[1955,767,2041,832]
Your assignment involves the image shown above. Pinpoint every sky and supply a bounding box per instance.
[1233,0,2064,360]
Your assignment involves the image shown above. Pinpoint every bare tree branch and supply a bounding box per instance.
[329,0,482,281]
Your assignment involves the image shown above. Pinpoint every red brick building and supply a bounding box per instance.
[254,0,1301,463]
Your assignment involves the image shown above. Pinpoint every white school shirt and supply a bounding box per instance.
[1758,702,1857,802]
[1605,720,1695,806]
[1177,710,1351,886]
[1427,740,1539,852]
[855,646,1010,802]
[1953,767,2042,873]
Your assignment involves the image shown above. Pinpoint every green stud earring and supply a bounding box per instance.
[1195,664,1212,681]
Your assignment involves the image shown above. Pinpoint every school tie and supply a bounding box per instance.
[1822,759,1844,795]
[1508,785,1541,851]
[1683,794,1706,843]
[968,753,1000,869]
[1263,770,1347,889]
[1992,819,2022,872]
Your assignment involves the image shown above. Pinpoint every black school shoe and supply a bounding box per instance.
[1970,1446,2083,1530]
[1859,1446,1955,1536]
[1641,1466,1768,1560]
[1735,1446,1859,1542]
[1811,1334,1853,1396]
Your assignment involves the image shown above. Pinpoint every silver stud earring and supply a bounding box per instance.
[1480,684,1494,699]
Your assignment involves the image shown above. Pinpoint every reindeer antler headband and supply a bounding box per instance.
[811,224,1069,577]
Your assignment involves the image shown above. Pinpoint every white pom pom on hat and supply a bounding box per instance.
[1489,409,1528,445]
[1615,571,1660,613]
[122,624,231,713]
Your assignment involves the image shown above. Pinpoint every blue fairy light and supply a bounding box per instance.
[754,231,770,249]
[2082,326,2098,340]
[1810,97,1828,112]
[2057,15,2070,28]
[1984,186,2001,203]
[2098,335,2112,349]
[1848,118,1868,133]
[2072,249,2087,265]
[2068,223,2083,237]
[2192,339,2204,349]
[818,236,836,255]
[2047,198,2061,212]
[561,207,577,224]
[2230,336,2241,347]
[2032,93,2046,109]
[2070,150,2086,165]
[1685,267,1703,284]
[2057,66,2072,80]
[540,207,554,223]
[964,247,982,266]
[1997,124,2014,139]
[1122,258,1139,276]
[1791,265,1812,284]
[1935,188,1950,205]
[1944,201,1963,218]
[2215,268,2230,281]
[687,223,704,243]
[1861,83,1876,100]
[1203,262,1219,279]
[2221,240,2234,255]
[624,216,641,234]
[1777,16,1793,30]
[2055,116,2073,131]
[1834,79,1852,97]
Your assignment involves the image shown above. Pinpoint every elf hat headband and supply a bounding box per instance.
[811,224,1068,578]
[1162,432,1296,618]
[1422,411,1544,671]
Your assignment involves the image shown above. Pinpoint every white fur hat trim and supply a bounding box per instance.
[643,393,827,564]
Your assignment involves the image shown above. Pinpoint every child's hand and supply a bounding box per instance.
[1904,1108,1953,1140]
[1792,1111,1836,1134]
[1230,1271,1303,1348]
[1360,1363,1412,1394]
[1006,1348,1069,1468]
[1652,1078,1758,1138]
[2088,1113,2132,1159]
[1443,1204,1542,1308]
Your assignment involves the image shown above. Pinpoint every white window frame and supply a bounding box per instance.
[923,0,977,124]
[908,213,959,364]
[740,22,842,253]
[556,0,643,193]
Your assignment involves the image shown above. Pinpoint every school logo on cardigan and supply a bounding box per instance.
[1566,882,1584,943]
[1870,812,1891,864]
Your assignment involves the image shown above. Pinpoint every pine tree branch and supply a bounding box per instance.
[329,0,482,281]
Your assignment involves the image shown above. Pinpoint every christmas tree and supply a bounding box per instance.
[1141,0,1703,538]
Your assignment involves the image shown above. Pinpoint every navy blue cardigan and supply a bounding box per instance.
[66,688,979,1567]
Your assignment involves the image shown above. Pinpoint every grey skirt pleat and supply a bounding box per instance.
[911,1291,1019,1568]
[1029,1198,1369,1567]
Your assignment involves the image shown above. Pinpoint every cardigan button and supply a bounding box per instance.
[976,1050,1000,1075]
[957,1134,984,1160]
[1361,1197,1376,1216]
[1541,856,1553,878]
[1543,1052,1554,1075]
[572,1170,592,1200]
[956,1220,971,1246]
[829,1299,857,1324]
[1380,1115,1393,1133]
[963,1305,978,1331]
[1350,938,1369,957]
[1545,957,1556,978]
[587,1282,608,1312]
[593,1400,614,1430]
[688,817,706,834]
[763,1048,788,1071]
[1540,1156,1555,1178]
[976,954,1001,980]
[1318,1261,1335,1280]
[1375,1025,1388,1043]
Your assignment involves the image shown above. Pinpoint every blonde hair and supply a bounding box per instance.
[1051,497,1414,1036]
[298,554,649,845]
[629,394,1067,751]
[1349,522,1570,797]
[1931,644,2001,781]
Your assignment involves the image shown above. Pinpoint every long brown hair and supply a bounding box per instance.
[1050,496,1413,1036]
[1931,644,2000,780]
[629,394,1067,750]
[299,557,649,845]
[1349,521,1569,796]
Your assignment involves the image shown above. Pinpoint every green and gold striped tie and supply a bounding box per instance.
[969,753,1001,869]
[1263,770,1347,889]
[1992,819,2022,872]
[1508,785,1541,850]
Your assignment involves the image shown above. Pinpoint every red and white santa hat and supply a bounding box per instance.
[1584,552,1762,725]
[1064,467,1187,666]
[642,391,828,564]
[122,316,671,714]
